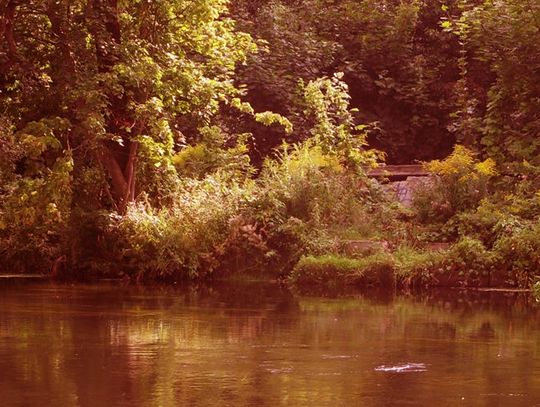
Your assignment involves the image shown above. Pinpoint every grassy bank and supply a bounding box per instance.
[290,147,540,291]
[289,240,529,291]
[2,143,540,291]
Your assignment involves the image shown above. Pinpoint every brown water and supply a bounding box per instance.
[1,282,540,406]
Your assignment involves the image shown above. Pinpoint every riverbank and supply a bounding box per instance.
[289,237,535,291]
[1,259,535,295]
[2,145,539,291]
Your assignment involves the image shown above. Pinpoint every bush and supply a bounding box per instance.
[445,199,505,247]
[393,246,449,288]
[107,175,250,280]
[493,220,540,287]
[394,238,495,288]
[244,141,387,275]
[0,131,73,274]
[88,139,386,281]
[449,237,494,282]
[413,145,497,223]
[255,142,381,228]
[172,126,254,181]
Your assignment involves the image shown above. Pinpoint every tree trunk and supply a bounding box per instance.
[87,0,139,213]
[46,0,76,82]
[3,1,17,57]
[121,140,138,213]
[0,0,19,73]
[97,140,138,213]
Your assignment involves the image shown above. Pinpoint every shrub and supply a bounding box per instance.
[449,237,494,280]
[94,138,387,281]
[493,220,540,287]
[413,145,497,223]
[249,141,389,275]
[394,246,444,288]
[394,238,495,288]
[300,74,383,170]
[214,214,271,276]
[256,142,377,227]
[445,199,505,247]
[0,129,73,274]
[107,175,250,280]
[172,126,253,181]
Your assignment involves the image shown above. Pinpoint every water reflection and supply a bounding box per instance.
[1,282,540,406]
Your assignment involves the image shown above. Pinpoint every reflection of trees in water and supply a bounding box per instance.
[0,282,304,405]
[410,289,536,316]
[1,283,540,405]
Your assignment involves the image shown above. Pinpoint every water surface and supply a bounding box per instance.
[1,282,540,406]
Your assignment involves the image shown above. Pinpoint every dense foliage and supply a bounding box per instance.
[0,0,538,288]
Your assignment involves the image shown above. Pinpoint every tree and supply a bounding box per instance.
[232,0,463,163]
[449,0,540,168]
[0,0,256,212]
[0,0,258,271]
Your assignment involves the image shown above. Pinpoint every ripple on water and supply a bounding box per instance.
[374,363,427,373]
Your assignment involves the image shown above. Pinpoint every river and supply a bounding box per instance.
[1,281,539,406]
